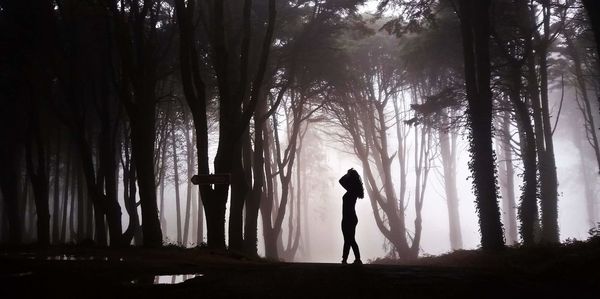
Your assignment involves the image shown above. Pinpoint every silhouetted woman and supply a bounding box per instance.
[338,168,364,265]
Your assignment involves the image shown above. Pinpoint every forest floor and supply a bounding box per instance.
[1,237,599,298]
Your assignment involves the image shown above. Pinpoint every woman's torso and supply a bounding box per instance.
[342,192,358,221]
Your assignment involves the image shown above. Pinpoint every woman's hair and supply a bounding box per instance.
[340,168,364,199]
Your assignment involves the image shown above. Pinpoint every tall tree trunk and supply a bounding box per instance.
[269,97,306,259]
[439,115,463,250]
[28,185,37,241]
[85,186,94,240]
[196,188,204,245]
[183,117,194,246]
[68,158,77,243]
[20,166,30,242]
[99,102,123,247]
[538,3,559,243]
[244,97,268,256]
[174,0,223,250]
[212,0,276,251]
[52,128,62,244]
[190,187,197,245]
[229,140,248,251]
[508,61,538,246]
[574,128,598,227]
[410,122,430,257]
[171,121,183,244]
[108,1,163,248]
[122,127,141,245]
[26,110,50,246]
[261,122,278,259]
[23,182,32,242]
[498,110,518,245]
[60,144,72,243]
[158,133,167,234]
[0,119,21,244]
[301,144,310,259]
[0,94,21,244]
[190,129,201,245]
[285,142,303,260]
[457,0,504,250]
[393,95,410,256]
[526,43,548,245]
[29,162,49,246]
[77,163,85,242]
[73,129,107,246]
[128,104,162,247]
[227,0,253,252]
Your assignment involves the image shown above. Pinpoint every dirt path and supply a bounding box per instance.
[1,255,598,298]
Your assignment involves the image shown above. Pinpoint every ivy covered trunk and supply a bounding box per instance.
[457,0,505,250]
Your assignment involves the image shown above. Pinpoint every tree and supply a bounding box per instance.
[581,0,600,121]
[456,0,504,250]
[26,106,51,246]
[563,24,600,175]
[263,90,315,260]
[490,0,539,245]
[495,109,519,245]
[121,125,142,245]
[170,112,183,244]
[106,0,170,247]
[0,7,24,243]
[582,0,600,69]
[328,28,431,260]
[174,0,278,250]
[1,0,61,246]
[531,0,563,244]
[398,7,466,250]
[182,112,197,246]
[174,0,221,249]
[381,0,504,250]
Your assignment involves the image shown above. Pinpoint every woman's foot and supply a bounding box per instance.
[353,259,362,265]
[341,259,348,265]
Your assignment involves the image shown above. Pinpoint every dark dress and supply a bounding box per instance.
[342,192,360,261]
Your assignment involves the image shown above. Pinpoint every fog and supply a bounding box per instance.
[2,0,599,267]
[147,82,599,262]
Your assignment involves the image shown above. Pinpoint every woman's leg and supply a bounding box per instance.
[341,221,351,262]
[350,221,360,260]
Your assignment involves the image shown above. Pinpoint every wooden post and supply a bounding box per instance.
[191,174,231,186]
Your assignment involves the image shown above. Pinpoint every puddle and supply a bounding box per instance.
[8,272,33,277]
[154,274,204,284]
[3,252,125,262]
[46,255,78,261]
[130,274,204,285]
[45,255,124,262]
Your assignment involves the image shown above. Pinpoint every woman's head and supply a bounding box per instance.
[339,168,364,199]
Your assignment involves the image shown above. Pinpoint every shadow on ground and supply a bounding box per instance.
[1,240,599,298]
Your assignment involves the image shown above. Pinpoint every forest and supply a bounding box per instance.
[1,0,600,297]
